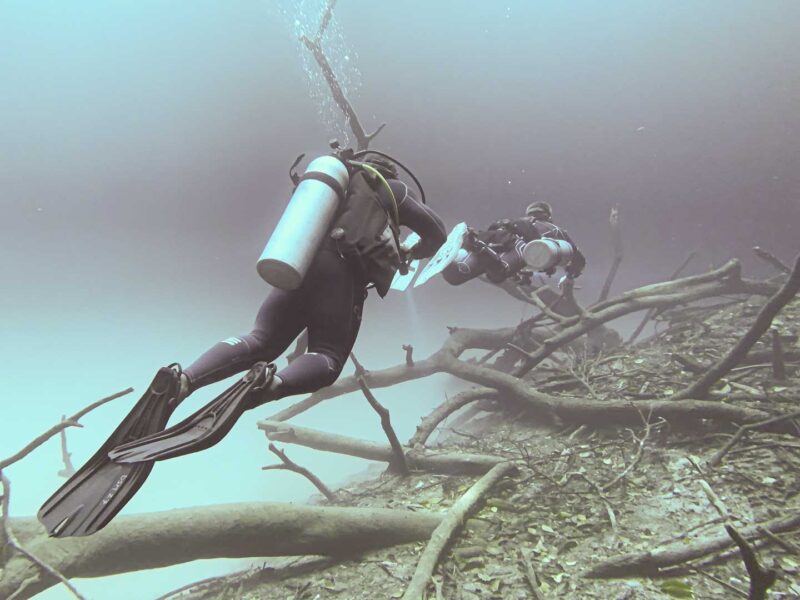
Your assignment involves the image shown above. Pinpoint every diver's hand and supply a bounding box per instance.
[558,274,574,292]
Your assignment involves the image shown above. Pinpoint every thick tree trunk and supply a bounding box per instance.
[1,503,441,599]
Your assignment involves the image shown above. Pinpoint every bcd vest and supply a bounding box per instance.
[330,169,401,297]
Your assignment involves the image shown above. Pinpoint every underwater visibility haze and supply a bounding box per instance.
[2,1,800,598]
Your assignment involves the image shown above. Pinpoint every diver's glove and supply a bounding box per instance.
[558,274,574,292]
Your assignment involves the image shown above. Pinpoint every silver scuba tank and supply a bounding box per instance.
[257,156,350,290]
[522,238,574,271]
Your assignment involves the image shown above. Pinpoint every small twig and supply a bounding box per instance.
[597,205,623,303]
[771,328,786,380]
[315,0,337,40]
[263,443,336,502]
[58,415,76,478]
[351,353,409,474]
[670,352,706,374]
[518,548,547,600]
[287,330,309,364]
[402,344,415,367]
[708,408,800,468]
[0,387,133,470]
[753,246,791,275]
[756,526,800,556]
[692,567,749,598]
[601,410,658,493]
[1,471,86,600]
[725,525,777,600]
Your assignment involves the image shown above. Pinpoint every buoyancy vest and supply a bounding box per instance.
[330,168,402,297]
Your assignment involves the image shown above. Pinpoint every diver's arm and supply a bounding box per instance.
[393,182,447,259]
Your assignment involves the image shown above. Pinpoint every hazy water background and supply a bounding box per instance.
[1,1,798,598]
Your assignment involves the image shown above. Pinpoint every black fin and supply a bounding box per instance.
[37,366,181,537]
[109,363,273,464]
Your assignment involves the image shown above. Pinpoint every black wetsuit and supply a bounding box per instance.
[184,180,446,397]
[442,216,586,286]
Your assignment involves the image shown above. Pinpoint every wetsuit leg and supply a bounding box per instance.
[184,287,306,391]
[272,248,366,395]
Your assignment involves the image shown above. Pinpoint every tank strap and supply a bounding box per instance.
[298,171,347,201]
[358,163,401,230]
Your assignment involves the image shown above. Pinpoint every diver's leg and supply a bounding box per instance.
[258,249,365,400]
[181,287,306,397]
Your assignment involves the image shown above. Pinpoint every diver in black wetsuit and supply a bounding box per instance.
[183,166,446,401]
[442,200,586,288]
[38,152,447,538]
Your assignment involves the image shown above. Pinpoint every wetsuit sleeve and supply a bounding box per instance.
[392,181,447,259]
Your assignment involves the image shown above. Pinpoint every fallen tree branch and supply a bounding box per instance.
[1,503,441,598]
[409,388,502,448]
[352,353,409,474]
[263,443,336,502]
[753,246,791,275]
[628,251,696,344]
[258,420,505,475]
[597,205,623,303]
[584,510,800,578]
[725,525,777,600]
[1,472,86,600]
[674,254,800,399]
[401,462,517,600]
[771,328,786,380]
[707,408,800,468]
[0,387,133,470]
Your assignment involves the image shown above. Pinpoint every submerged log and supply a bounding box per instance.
[1,503,441,599]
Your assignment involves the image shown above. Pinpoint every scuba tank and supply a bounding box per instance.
[257,142,427,292]
[257,155,350,290]
[522,238,574,271]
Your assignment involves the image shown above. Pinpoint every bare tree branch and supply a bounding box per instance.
[263,443,336,502]
[628,251,696,344]
[351,352,409,474]
[753,246,791,275]
[0,388,133,470]
[401,462,517,600]
[674,254,800,399]
[597,205,623,303]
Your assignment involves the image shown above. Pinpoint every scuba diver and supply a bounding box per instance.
[39,145,447,537]
[441,200,586,290]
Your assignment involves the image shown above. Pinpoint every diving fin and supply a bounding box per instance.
[109,362,274,464]
[37,365,182,537]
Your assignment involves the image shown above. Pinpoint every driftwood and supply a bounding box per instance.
[584,510,800,578]
[57,416,76,478]
[351,353,409,474]
[401,462,517,600]
[262,443,336,502]
[597,205,623,303]
[1,503,441,599]
[674,254,800,399]
[258,420,504,475]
